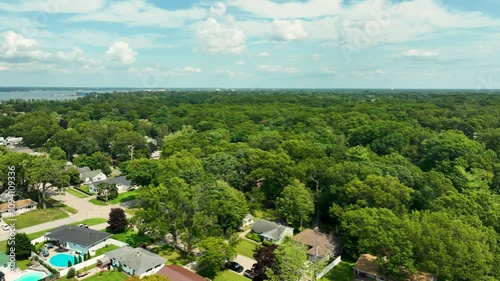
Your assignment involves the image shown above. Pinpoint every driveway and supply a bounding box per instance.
[0,190,131,241]
[234,254,256,275]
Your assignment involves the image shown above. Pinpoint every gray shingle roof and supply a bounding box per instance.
[82,169,103,179]
[105,246,166,275]
[244,214,254,220]
[46,225,112,247]
[261,225,293,241]
[95,176,131,186]
[78,167,91,173]
[251,219,278,234]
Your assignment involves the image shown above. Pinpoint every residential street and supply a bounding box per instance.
[0,191,131,241]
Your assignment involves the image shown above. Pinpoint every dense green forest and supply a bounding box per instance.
[2,91,500,280]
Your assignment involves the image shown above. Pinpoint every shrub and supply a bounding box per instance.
[67,267,76,279]
[67,260,72,267]
[262,240,274,247]
[118,262,123,272]
[246,232,262,243]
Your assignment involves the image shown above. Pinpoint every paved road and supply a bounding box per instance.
[234,254,256,275]
[0,190,130,240]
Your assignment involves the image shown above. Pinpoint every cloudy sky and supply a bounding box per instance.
[0,0,499,89]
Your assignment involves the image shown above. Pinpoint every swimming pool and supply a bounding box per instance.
[15,271,46,281]
[49,253,76,267]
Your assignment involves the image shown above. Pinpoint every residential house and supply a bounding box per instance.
[45,225,112,256]
[81,169,107,184]
[354,254,435,281]
[150,150,161,159]
[0,199,38,218]
[89,176,135,194]
[156,265,207,281]
[250,219,294,243]
[4,137,23,147]
[293,228,341,262]
[104,246,166,278]
[241,214,254,228]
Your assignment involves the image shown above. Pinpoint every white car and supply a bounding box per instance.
[77,224,89,228]
[1,224,10,231]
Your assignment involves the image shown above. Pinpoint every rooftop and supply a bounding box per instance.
[46,225,112,247]
[105,246,166,275]
[293,228,339,258]
[157,265,207,281]
[0,199,37,212]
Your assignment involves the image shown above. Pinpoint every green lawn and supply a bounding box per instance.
[89,198,108,206]
[69,218,107,226]
[209,270,249,281]
[76,184,92,194]
[66,188,89,198]
[108,190,139,204]
[3,208,69,229]
[150,243,196,265]
[94,244,120,257]
[320,261,355,281]
[61,204,78,214]
[108,229,153,247]
[124,208,137,216]
[78,270,128,281]
[236,239,258,258]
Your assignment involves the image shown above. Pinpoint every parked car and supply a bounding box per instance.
[77,224,89,228]
[1,224,9,231]
[243,269,255,279]
[226,261,244,273]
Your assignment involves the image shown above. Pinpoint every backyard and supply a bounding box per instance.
[89,190,139,205]
[236,239,258,258]
[3,208,69,229]
[149,243,196,265]
[320,261,356,281]
[199,270,249,281]
[73,270,128,281]
[108,229,153,247]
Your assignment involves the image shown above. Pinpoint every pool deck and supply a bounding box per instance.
[0,268,47,281]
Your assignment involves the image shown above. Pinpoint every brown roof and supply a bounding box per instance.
[354,254,380,276]
[293,228,336,258]
[354,254,434,281]
[0,199,38,212]
[156,265,207,281]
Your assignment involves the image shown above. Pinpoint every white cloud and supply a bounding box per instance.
[182,66,203,74]
[210,2,227,18]
[198,18,246,54]
[272,19,308,41]
[105,42,137,65]
[55,47,85,63]
[402,49,439,58]
[321,67,336,74]
[68,0,206,28]
[227,0,342,19]
[213,68,236,77]
[0,0,104,13]
[0,65,8,71]
[259,52,271,57]
[258,64,298,74]
[0,31,50,62]
[236,60,246,65]
[310,54,324,60]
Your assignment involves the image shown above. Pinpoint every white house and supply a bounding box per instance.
[242,214,254,228]
[81,169,107,184]
[250,219,294,243]
[89,176,135,194]
[4,137,23,147]
[0,199,38,218]
[45,225,112,256]
[104,246,166,278]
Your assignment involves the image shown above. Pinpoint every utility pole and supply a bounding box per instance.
[127,145,135,160]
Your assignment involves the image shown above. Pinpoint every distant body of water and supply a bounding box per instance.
[0,89,129,101]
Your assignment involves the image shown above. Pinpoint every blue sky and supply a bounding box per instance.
[0,0,499,89]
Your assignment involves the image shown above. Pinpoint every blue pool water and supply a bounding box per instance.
[15,271,46,281]
[49,253,76,267]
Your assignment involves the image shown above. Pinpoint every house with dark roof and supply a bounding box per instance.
[45,225,112,255]
[293,228,341,262]
[0,199,38,218]
[104,246,166,278]
[81,169,107,184]
[88,176,136,194]
[250,219,293,243]
[354,254,435,281]
[156,265,207,281]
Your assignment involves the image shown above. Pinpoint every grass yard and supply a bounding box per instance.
[108,189,139,204]
[150,243,196,265]
[94,244,120,257]
[89,198,108,206]
[124,208,137,216]
[78,270,128,281]
[76,184,92,194]
[207,270,249,281]
[320,261,356,281]
[61,204,78,214]
[66,188,89,198]
[108,229,153,247]
[70,218,108,226]
[236,239,258,258]
[3,208,69,229]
